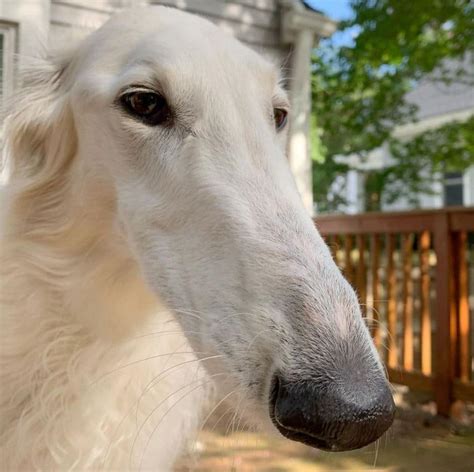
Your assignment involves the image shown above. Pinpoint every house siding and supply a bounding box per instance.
[337,57,474,213]
[49,0,289,62]
[405,56,474,121]
[50,0,117,43]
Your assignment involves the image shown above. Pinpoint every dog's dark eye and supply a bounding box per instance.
[273,108,288,131]
[120,91,170,126]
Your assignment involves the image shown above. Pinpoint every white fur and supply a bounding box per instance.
[0,6,383,471]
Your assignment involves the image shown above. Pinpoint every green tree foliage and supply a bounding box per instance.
[312,0,474,212]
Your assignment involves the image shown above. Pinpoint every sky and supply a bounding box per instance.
[306,0,354,21]
[306,0,358,48]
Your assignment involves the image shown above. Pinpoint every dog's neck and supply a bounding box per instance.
[4,163,161,340]
[1,166,202,470]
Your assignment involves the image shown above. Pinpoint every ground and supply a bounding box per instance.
[176,401,474,472]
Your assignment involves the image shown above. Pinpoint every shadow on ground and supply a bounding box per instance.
[176,405,473,472]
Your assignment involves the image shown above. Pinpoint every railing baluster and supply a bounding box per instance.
[386,234,398,369]
[356,235,367,314]
[402,233,414,371]
[326,235,335,259]
[335,235,342,266]
[433,213,454,417]
[419,230,432,376]
[457,231,470,382]
[370,234,381,348]
[344,235,354,286]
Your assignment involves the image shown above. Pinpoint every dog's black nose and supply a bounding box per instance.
[269,372,395,451]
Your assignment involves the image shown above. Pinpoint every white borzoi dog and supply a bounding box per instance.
[0,6,394,471]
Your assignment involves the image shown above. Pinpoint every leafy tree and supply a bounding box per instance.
[312,0,474,212]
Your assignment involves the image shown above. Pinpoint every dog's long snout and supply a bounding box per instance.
[269,372,395,451]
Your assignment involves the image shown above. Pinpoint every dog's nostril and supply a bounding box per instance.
[269,374,395,452]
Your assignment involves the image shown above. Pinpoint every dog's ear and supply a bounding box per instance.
[2,54,77,190]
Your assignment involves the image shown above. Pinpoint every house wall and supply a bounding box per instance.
[0,0,50,66]
[334,58,474,214]
[49,0,290,63]
[49,0,117,44]
[404,56,474,123]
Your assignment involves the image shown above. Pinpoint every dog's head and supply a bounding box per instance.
[4,6,394,451]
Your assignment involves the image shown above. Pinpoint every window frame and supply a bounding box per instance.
[443,171,464,207]
[0,21,17,102]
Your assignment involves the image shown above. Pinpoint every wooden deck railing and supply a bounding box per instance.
[315,207,474,416]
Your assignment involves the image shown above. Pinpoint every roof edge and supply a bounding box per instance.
[280,0,338,43]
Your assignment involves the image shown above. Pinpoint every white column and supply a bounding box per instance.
[463,165,474,205]
[288,28,314,215]
[346,170,363,214]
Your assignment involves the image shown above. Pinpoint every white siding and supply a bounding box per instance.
[50,0,115,44]
[49,0,289,62]
[155,0,279,30]
[405,56,474,121]
[0,0,50,66]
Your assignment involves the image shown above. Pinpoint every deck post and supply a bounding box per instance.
[433,212,454,416]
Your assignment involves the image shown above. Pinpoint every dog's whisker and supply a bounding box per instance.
[134,340,191,427]
[373,437,380,467]
[136,377,219,471]
[101,351,219,468]
[207,400,237,435]
[130,329,200,341]
[199,388,237,432]
[229,392,250,469]
[186,387,237,461]
[90,352,223,387]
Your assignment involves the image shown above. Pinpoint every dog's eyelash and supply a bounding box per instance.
[118,85,157,98]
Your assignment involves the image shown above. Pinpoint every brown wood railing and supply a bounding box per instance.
[315,207,474,416]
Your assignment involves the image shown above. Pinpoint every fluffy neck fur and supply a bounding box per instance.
[0,156,206,470]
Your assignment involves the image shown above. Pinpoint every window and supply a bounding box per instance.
[0,22,17,103]
[444,171,464,206]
